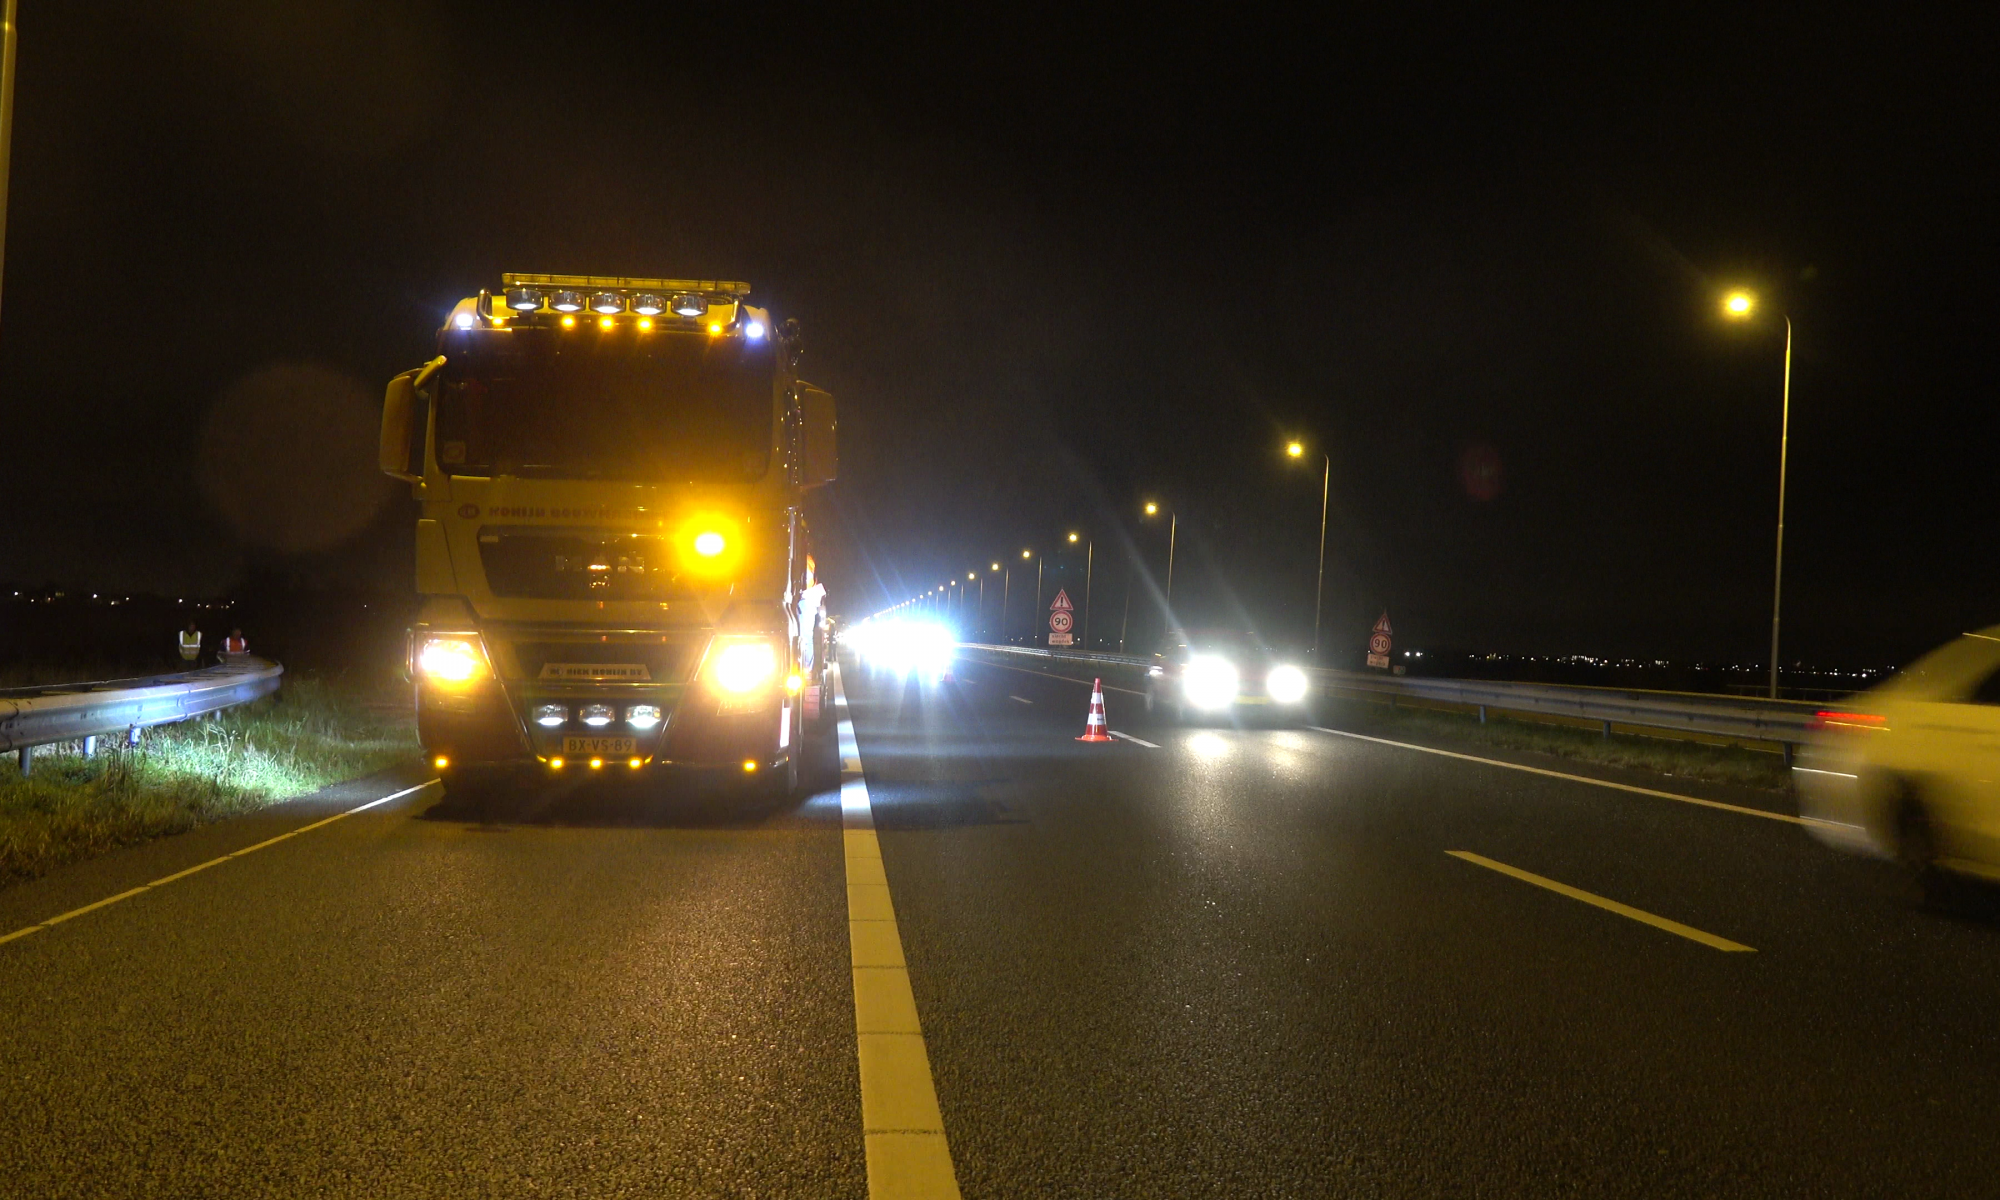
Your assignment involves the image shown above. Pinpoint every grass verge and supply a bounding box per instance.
[0,674,417,886]
[1322,696,1793,792]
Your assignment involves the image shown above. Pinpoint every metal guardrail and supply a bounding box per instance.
[0,657,285,775]
[960,643,1831,748]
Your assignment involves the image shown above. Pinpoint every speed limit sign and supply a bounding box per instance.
[1050,610,1073,634]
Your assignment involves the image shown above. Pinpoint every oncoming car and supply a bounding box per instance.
[1797,627,2000,898]
[1144,630,1313,724]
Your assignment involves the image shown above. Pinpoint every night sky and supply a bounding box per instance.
[2,5,1993,666]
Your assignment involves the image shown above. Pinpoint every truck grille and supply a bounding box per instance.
[479,530,691,601]
[510,640,688,684]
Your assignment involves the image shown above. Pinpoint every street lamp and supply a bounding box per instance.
[1723,287,1794,699]
[1284,438,1332,660]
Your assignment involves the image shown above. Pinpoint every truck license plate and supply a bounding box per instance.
[563,736,636,755]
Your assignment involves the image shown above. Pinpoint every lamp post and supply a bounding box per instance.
[1068,532,1093,651]
[1285,440,1332,660]
[1722,288,1793,700]
[1143,500,1178,605]
[966,571,977,634]
[984,564,998,640]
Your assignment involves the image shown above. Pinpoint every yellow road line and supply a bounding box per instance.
[0,779,438,948]
[1308,725,1810,826]
[833,665,962,1199]
[1446,850,1756,952]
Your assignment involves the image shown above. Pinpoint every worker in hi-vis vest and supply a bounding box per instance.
[178,621,202,666]
[220,628,248,658]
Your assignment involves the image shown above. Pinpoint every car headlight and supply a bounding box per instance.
[1183,654,1240,709]
[711,640,779,694]
[417,638,486,684]
[1267,665,1309,704]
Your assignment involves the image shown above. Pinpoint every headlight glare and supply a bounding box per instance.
[417,638,485,684]
[1183,655,1240,709]
[1267,665,1310,704]
[712,641,779,694]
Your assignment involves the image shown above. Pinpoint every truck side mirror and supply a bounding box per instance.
[798,383,837,488]
[380,371,421,483]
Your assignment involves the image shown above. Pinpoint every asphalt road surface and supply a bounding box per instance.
[6,653,2000,1197]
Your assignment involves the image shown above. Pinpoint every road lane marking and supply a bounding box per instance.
[1446,851,1756,952]
[0,779,438,948]
[833,664,962,1199]
[1306,725,1813,826]
[1008,695,1033,705]
[962,658,1148,696]
[1109,731,1159,748]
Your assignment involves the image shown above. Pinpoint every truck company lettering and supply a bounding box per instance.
[483,506,647,521]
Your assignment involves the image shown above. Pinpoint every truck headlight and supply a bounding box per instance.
[580,704,615,727]
[711,640,779,694]
[417,638,486,684]
[627,704,662,729]
[533,703,568,727]
[1267,665,1309,704]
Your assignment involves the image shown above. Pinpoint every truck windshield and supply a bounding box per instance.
[434,328,774,482]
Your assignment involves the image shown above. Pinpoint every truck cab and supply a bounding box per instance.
[379,274,835,794]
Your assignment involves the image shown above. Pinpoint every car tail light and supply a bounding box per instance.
[1812,710,1887,732]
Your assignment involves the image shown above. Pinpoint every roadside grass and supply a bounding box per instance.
[1322,696,1793,792]
[0,674,417,886]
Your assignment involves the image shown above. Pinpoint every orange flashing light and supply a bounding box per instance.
[589,757,604,769]
[549,756,566,769]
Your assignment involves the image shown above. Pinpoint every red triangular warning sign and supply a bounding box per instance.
[1050,589,1074,611]
[1372,611,1392,636]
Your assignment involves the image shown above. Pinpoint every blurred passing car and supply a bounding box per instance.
[1797,628,2000,895]
[1144,630,1312,724]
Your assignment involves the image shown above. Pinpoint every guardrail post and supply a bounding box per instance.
[1601,720,1612,739]
[126,726,141,748]
[16,745,28,776]
[1477,705,1486,724]
[82,735,96,758]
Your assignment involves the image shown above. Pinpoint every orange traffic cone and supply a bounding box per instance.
[1077,678,1114,742]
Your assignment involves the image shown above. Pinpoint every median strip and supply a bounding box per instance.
[1447,850,1755,952]
[0,778,438,947]
[833,665,962,1200]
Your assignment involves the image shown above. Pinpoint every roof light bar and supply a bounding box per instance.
[671,293,708,317]
[550,290,585,313]
[630,293,666,315]
[590,292,625,314]
[504,287,542,312]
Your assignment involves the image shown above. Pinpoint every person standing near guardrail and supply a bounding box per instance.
[219,628,248,660]
[178,621,203,669]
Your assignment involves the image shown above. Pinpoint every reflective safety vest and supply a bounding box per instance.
[222,634,247,655]
[179,630,202,660]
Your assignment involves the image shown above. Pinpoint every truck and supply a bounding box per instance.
[378,273,836,795]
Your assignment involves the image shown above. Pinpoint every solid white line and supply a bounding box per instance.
[1008,696,1033,705]
[0,777,440,948]
[1109,731,1159,748]
[1306,725,1812,826]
